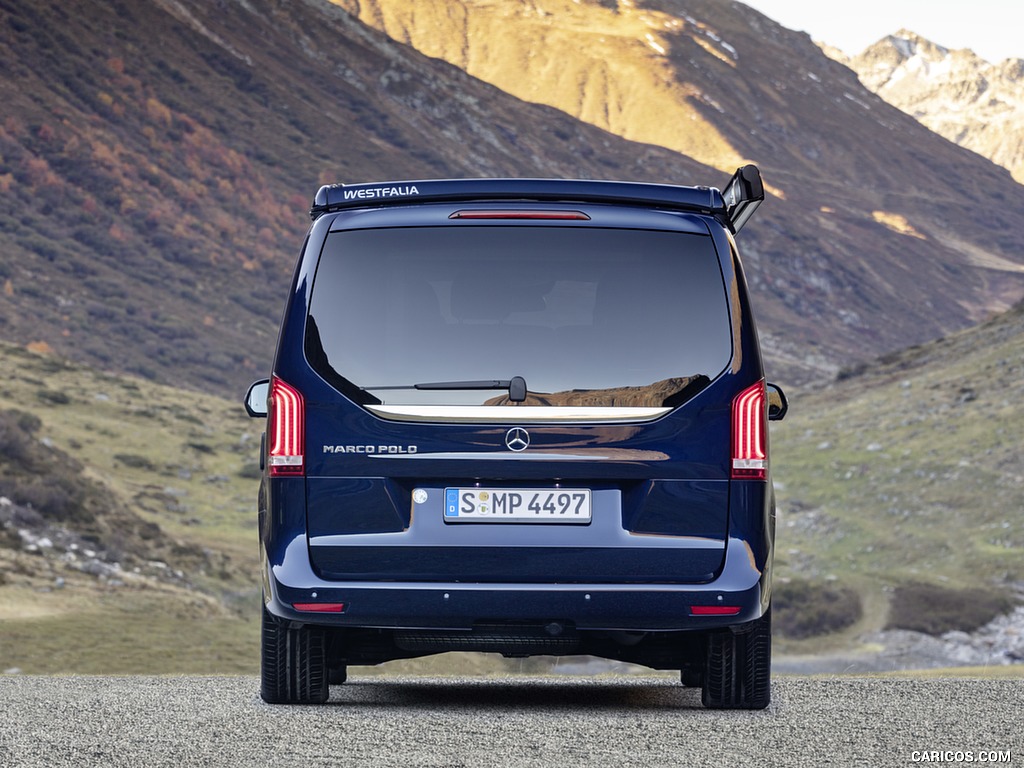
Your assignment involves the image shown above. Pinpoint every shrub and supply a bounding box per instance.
[36,389,70,405]
[236,462,262,480]
[0,409,38,462]
[0,409,89,523]
[774,578,863,639]
[886,583,1015,636]
[114,453,155,470]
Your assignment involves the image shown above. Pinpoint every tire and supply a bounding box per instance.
[260,605,329,704]
[701,606,771,710]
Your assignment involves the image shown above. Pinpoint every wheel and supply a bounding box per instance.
[701,607,771,710]
[260,605,329,704]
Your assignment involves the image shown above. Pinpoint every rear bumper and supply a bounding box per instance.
[260,475,773,631]
[263,533,770,633]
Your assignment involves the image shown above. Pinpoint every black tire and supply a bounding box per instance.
[701,607,771,710]
[260,605,329,704]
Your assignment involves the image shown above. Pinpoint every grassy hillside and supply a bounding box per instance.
[0,342,567,675]
[0,341,262,673]
[771,301,1024,650]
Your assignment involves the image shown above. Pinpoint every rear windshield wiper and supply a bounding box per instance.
[363,376,528,402]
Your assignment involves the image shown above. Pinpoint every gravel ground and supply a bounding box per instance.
[0,675,1020,767]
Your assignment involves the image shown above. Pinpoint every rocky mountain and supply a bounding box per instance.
[839,30,1024,184]
[0,0,710,395]
[1,0,1024,396]
[336,0,1024,379]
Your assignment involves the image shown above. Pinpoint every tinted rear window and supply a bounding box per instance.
[306,226,731,407]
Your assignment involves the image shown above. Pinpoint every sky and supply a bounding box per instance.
[739,0,1023,64]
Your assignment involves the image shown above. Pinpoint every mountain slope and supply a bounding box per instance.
[0,339,262,673]
[840,30,1024,184]
[0,0,711,396]
[772,297,1024,640]
[1,0,1024,395]
[333,0,1024,380]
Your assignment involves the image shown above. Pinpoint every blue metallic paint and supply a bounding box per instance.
[259,198,775,637]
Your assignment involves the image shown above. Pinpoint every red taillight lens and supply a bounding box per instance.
[732,380,766,480]
[268,376,304,477]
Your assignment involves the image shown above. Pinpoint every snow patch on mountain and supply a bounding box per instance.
[831,29,1024,183]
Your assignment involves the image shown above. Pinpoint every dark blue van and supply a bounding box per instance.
[245,166,787,709]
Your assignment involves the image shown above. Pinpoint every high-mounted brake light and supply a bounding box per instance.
[448,210,590,220]
[268,376,304,477]
[732,380,767,480]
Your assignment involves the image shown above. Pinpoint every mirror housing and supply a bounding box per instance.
[244,379,270,418]
[766,382,788,422]
[721,164,764,234]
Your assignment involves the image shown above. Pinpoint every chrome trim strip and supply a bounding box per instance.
[364,405,672,424]
[368,452,610,461]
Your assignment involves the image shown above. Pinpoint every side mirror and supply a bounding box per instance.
[721,164,764,234]
[244,379,270,418]
[766,382,788,421]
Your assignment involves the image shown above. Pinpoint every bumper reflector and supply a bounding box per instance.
[292,602,346,613]
[690,605,742,616]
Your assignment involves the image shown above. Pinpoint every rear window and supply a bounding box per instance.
[306,226,731,408]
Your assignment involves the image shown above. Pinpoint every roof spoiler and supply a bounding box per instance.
[721,164,764,234]
[307,169,765,232]
[308,178,722,220]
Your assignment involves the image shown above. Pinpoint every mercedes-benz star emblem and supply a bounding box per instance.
[505,427,530,452]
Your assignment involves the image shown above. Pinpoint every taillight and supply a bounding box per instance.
[268,376,304,477]
[732,380,766,480]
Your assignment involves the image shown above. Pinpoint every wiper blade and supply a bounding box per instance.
[364,376,528,402]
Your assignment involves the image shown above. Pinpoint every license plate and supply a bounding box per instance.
[444,488,591,523]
